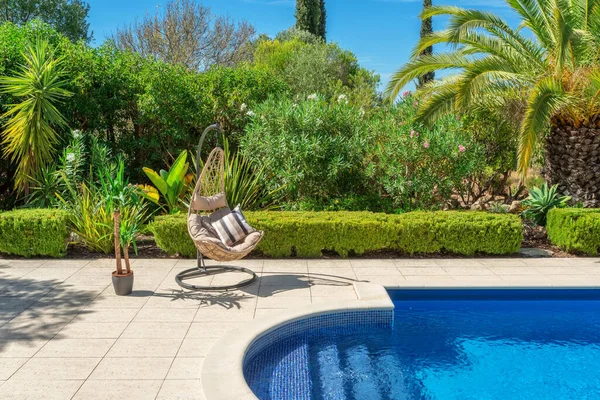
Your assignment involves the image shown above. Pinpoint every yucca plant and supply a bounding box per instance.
[522,183,571,226]
[385,0,600,206]
[0,39,72,193]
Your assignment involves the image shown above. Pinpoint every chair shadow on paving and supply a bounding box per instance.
[150,288,252,309]
[250,272,364,298]
[0,272,101,353]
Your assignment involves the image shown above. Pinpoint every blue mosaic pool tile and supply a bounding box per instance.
[244,309,393,399]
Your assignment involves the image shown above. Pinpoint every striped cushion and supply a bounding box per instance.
[209,205,256,246]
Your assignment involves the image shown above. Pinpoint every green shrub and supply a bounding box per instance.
[0,209,70,257]
[366,98,487,210]
[241,96,374,204]
[149,211,522,258]
[547,208,600,255]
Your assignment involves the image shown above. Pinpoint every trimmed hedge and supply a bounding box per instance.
[0,209,70,257]
[547,208,600,255]
[149,211,522,258]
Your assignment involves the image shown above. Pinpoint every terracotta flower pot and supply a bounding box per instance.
[112,270,134,296]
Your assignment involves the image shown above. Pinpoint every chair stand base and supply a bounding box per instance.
[175,266,257,291]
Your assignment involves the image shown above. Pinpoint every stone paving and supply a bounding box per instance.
[0,257,599,399]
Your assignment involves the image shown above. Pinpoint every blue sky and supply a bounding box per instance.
[87,0,520,90]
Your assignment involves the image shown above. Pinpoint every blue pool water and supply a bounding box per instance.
[244,289,600,400]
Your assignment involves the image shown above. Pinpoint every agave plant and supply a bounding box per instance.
[385,0,600,206]
[0,39,72,193]
[139,150,192,213]
[522,183,571,226]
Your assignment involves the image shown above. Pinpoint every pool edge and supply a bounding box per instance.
[200,282,393,400]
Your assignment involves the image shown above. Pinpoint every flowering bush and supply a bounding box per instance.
[241,96,373,203]
[366,97,486,210]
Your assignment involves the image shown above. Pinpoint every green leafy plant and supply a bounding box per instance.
[385,0,600,204]
[139,150,190,213]
[0,208,70,257]
[149,211,523,258]
[0,39,72,192]
[547,208,600,255]
[522,183,571,226]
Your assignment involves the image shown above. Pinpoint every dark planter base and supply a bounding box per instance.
[112,270,134,296]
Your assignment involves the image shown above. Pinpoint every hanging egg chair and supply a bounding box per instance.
[175,123,262,291]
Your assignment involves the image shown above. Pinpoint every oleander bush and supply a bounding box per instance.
[547,209,600,255]
[0,209,70,257]
[149,211,522,258]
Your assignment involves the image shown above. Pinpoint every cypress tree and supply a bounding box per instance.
[318,0,326,40]
[295,0,325,40]
[417,0,434,88]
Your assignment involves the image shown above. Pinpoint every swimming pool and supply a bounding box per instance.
[244,289,600,399]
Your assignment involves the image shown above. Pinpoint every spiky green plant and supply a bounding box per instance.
[385,1,600,204]
[522,183,571,226]
[0,39,72,192]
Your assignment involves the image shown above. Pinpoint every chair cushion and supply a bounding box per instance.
[188,214,221,243]
[230,231,262,252]
[190,192,227,211]
[209,205,256,246]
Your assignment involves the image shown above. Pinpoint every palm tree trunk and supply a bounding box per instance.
[417,0,434,88]
[545,123,600,207]
[113,210,123,275]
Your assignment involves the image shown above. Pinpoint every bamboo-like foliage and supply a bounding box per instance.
[385,0,600,175]
[0,39,72,192]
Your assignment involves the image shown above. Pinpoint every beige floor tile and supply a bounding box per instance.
[350,259,396,269]
[401,275,457,287]
[354,268,402,277]
[433,259,484,267]
[122,322,191,339]
[134,308,198,323]
[193,307,255,322]
[307,259,353,268]
[73,379,162,399]
[107,338,183,358]
[253,309,286,320]
[546,274,600,286]
[487,267,542,275]
[258,285,311,298]
[157,379,205,400]
[132,259,178,268]
[74,308,139,323]
[0,378,83,399]
[0,339,50,358]
[256,296,312,309]
[579,266,600,274]
[398,267,449,276]
[89,357,172,380]
[186,322,238,338]
[452,276,506,287]
[257,273,311,287]
[534,266,587,275]
[498,275,553,287]
[56,322,128,339]
[0,358,28,380]
[354,275,403,286]
[85,293,150,309]
[167,357,204,380]
[0,260,46,268]
[443,267,495,276]
[311,297,347,304]
[177,338,217,357]
[35,338,115,358]
[479,259,529,267]
[23,267,81,282]
[393,259,441,267]
[309,284,356,298]
[12,357,100,380]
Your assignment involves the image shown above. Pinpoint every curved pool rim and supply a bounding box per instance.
[200,282,394,400]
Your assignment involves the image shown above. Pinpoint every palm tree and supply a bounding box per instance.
[0,40,72,193]
[385,1,600,206]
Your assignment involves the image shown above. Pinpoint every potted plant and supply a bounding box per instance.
[112,209,133,295]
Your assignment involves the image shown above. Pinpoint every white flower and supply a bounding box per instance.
[66,153,76,163]
[337,94,348,104]
[72,130,81,138]
[307,93,318,100]
[246,110,256,117]
[292,103,298,108]
[359,108,365,117]
[240,103,247,111]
